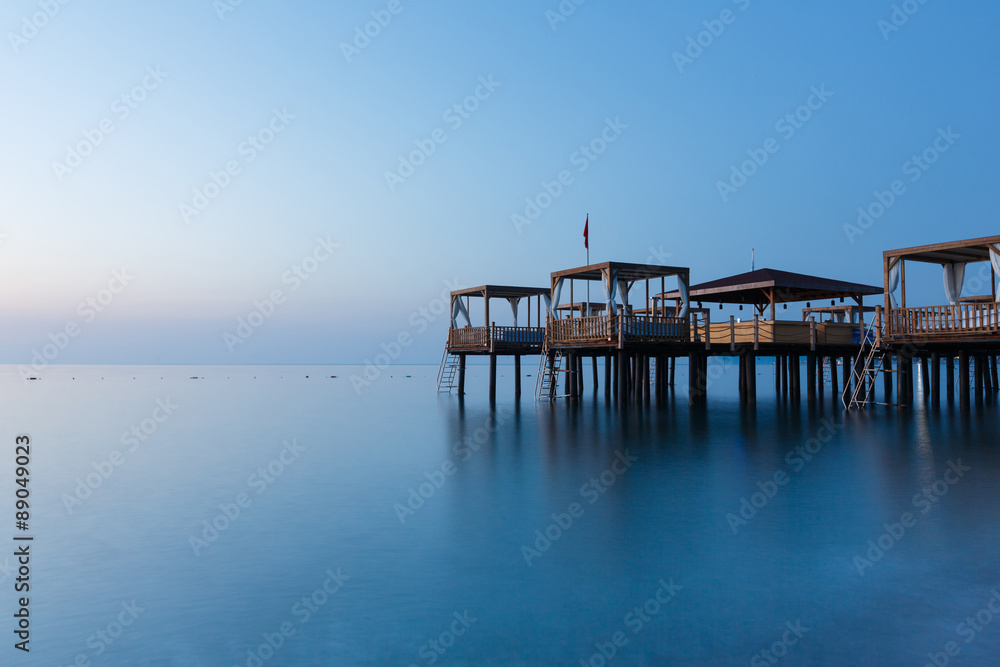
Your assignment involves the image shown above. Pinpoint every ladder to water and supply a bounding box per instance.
[436,349,461,393]
[844,318,892,409]
[535,350,569,400]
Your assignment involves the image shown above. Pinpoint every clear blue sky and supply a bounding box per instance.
[2,0,998,364]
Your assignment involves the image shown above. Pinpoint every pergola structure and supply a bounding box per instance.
[659,268,883,321]
[883,235,1000,341]
[443,285,549,401]
[547,261,691,348]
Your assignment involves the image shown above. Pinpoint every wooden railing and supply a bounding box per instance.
[549,315,615,344]
[448,326,545,350]
[491,326,545,346]
[620,315,688,342]
[549,314,689,346]
[887,303,999,337]
[448,327,490,349]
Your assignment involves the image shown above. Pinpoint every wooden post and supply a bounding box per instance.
[592,356,599,393]
[669,356,676,387]
[807,353,817,402]
[959,350,970,409]
[688,352,701,404]
[930,353,939,405]
[842,355,851,403]
[882,354,892,402]
[790,355,800,402]
[612,352,620,402]
[946,355,955,402]
[975,354,985,405]
[991,356,999,393]
[489,353,497,403]
[775,356,782,395]
[830,356,839,404]
[738,354,746,402]
[810,318,817,351]
[817,355,825,399]
[747,352,757,404]
[514,355,521,398]
[753,315,759,351]
[605,353,612,399]
[730,316,735,352]
[618,350,628,406]
[577,354,585,395]
[643,354,651,404]
[921,357,930,401]
[458,354,467,396]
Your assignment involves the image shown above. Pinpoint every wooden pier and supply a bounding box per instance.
[438,237,1000,411]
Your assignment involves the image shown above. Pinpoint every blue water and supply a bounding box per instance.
[4,362,1000,666]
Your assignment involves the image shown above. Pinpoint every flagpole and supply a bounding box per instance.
[586,214,590,316]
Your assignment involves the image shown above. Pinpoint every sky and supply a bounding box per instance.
[1,0,998,365]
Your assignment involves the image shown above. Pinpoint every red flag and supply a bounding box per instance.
[583,215,589,249]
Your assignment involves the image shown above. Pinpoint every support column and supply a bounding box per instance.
[775,356,782,395]
[669,356,676,387]
[514,355,521,399]
[959,350,970,410]
[930,353,939,405]
[592,356,599,394]
[807,353,817,403]
[842,355,852,403]
[489,353,497,403]
[688,352,703,405]
[790,355,800,402]
[991,356,999,393]
[975,354,985,405]
[747,352,757,404]
[817,355,825,400]
[458,354,467,396]
[617,350,628,407]
[605,353,612,399]
[946,355,955,402]
[882,354,892,403]
[830,356,839,405]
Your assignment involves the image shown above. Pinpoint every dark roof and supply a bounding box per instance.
[451,285,549,299]
[551,261,689,282]
[659,268,882,304]
[884,235,1000,264]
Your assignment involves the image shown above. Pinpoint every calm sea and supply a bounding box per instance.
[3,362,1000,666]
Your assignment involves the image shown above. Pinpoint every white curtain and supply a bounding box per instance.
[887,261,901,309]
[678,276,690,319]
[991,244,1000,301]
[542,294,551,317]
[549,279,564,316]
[617,279,629,313]
[451,298,471,327]
[507,298,521,326]
[602,270,618,316]
[943,263,967,305]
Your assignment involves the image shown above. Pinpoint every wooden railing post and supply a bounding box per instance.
[753,315,759,351]
[730,316,736,352]
[810,317,817,351]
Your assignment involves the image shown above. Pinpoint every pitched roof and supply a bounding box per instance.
[659,268,882,304]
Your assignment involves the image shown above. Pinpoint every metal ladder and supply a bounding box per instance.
[844,318,891,409]
[436,349,461,393]
[535,350,569,400]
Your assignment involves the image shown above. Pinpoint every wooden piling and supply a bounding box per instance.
[489,353,497,402]
[921,357,930,401]
[790,355,800,402]
[830,356,839,404]
[806,353,817,402]
[882,354,892,402]
[747,352,757,404]
[458,354,467,396]
[592,356,599,393]
[514,355,521,398]
[991,356,999,393]
[817,356,825,399]
[946,356,955,402]
[959,350,970,410]
[842,355,852,403]
[605,354,612,399]
[930,353,939,405]
[975,354,985,404]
